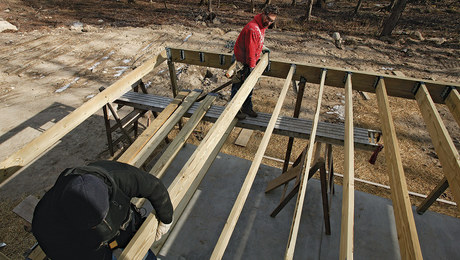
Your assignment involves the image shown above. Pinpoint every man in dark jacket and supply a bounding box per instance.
[32,160,173,260]
[231,5,279,119]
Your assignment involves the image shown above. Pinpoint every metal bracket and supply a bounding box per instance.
[299,75,307,84]
[265,61,271,73]
[411,81,423,95]
[320,68,327,80]
[440,86,453,102]
[219,54,225,66]
[292,64,296,74]
[165,47,172,60]
[199,52,205,63]
[343,71,352,84]
[180,50,185,60]
[373,76,384,89]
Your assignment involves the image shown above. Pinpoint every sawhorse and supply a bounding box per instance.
[265,142,334,235]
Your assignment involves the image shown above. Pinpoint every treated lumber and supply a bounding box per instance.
[339,73,355,260]
[117,90,190,164]
[120,54,268,259]
[132,94,218,208]
[126,90,201,168]
[225,60,237,78]
[375,78,423,259]
[415,83,460,211]
[445,88,460,127]
[167,60,178,97]
[0,50,168,184]
[168,47,460,104]
[234,128,254,147]
[211,64,296,259]
[285,69,327,260]
[416,177,449,214]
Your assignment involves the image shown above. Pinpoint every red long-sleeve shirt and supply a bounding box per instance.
[234,14,266,68]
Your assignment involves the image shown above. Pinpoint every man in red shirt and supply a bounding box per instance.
[231,5,279,119]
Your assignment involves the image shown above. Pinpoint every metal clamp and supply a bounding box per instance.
[219,54,225,66]
[180,50,185,60]
[373,76,384,89]
[440,86,453,102]
[199,52,205,63]
[165,47,172,60]
[411,81,423,95]
[265,61,271,73]
[343,71,352,84]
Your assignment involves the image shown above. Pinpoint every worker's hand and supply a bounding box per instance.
[262,46,270,54]
[155,221,172,241]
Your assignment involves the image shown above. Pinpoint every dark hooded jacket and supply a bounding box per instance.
[32,160,173,260]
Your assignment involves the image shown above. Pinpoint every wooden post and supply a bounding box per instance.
[167,60,178,97]
[445,88,460,127]
[285,69,327,260]
[339,73,354,260]
[211,64,296,259]
[119,53,269,259]
[0,50,168,184]
[375,78,423,259]
[414,83,460,211]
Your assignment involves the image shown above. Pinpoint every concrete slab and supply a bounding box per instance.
[154,144,460,259]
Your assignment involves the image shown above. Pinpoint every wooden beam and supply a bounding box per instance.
[211,64,296,259]
[127,90,201,168]
[120,53,269,259]
[285,69,326,260]
[415,83,460,211]
[168,47,460,104]
[339,73,355,260]
[445,88,460,127]
[234,128,254,147]
[416,177,449,214]
[117,90,190,164]
[132,94,218,208]
[375,78,423,259]
[0,50,168,184]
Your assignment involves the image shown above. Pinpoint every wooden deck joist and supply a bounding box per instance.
[115,91,378,151]
[167,47,460,104]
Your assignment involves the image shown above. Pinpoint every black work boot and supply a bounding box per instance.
[242,108,258,118]
[236,110,247,120]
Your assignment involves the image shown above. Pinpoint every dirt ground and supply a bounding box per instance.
[0,0,459,258]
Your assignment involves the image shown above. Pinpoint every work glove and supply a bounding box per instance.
[262,46,270,54]
[155,221,172,241]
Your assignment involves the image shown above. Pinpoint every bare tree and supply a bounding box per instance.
[380,0,407,36]
[305,0,315,21]
[353,0,363,15]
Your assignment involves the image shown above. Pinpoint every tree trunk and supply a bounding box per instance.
[208,0,212,12]
[306,0,314,21]
[385,0,397,11]
[291,0,296,6]
[353,0,363,15]
[380,0,407,37]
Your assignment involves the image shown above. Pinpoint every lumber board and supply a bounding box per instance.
[416,177,449,214]
[415,83,460,211]
[285,69,326,260]
[375,79,423,259]
[27,246,46,260]
[234,128,254,147]
[445,88,460,127]
[115,92,378,151]
[167,60,178,97]
[120,54,268,259]
[339,73,355,260]
[0,50,168,184]
[132,94,218,208]
[211,64,296,259]
[117,90,190,164]
[128,90,201,168]
[168,47,460,104]
[12,195,39,224]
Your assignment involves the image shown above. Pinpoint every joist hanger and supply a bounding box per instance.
[165,47,172,61]
[343,71,352,84]
[440,86,454,102]
[373,76,384,89]
[411,81,423,96]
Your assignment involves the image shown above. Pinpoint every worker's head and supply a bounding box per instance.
[262,5,279,28]
[58,174,110,229]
